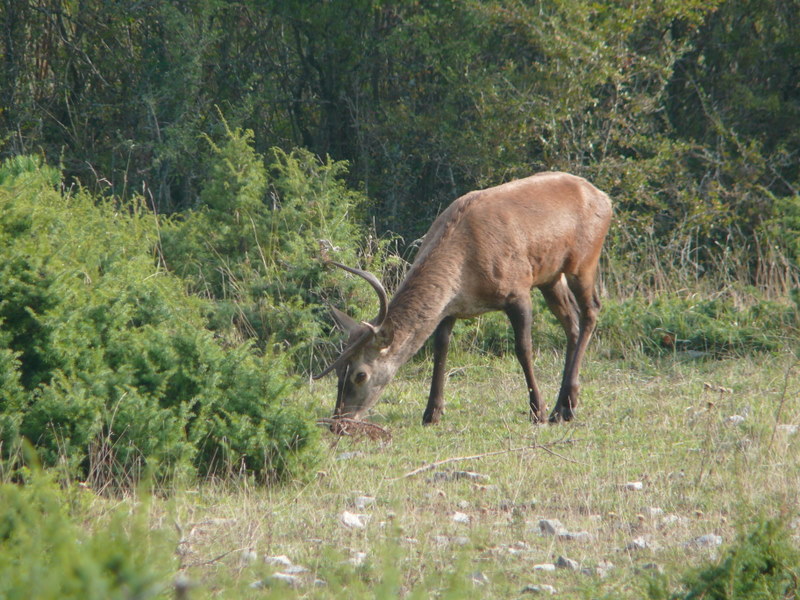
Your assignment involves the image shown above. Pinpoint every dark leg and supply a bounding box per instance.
[550,272,600,422]
[423,316,457,425]
[539,277,580,421]
[505,296,546,423]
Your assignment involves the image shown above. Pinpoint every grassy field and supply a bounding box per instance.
[134,348,800,599]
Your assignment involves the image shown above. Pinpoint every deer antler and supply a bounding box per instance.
[313,262,390,379]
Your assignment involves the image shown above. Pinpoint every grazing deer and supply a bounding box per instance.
[314,171,612,425]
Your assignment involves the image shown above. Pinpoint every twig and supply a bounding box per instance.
[184,547,249,568]
[394,438,583,479]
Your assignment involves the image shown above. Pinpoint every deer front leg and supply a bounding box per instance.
[423,316,456,425]
[505,298,546,423]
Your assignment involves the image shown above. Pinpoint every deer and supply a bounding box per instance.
[313,171,612,426]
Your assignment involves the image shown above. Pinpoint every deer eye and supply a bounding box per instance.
[354,371,368,384]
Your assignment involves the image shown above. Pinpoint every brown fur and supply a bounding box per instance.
[319,171,612,426]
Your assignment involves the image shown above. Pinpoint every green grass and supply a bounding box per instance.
[115,349,800,599]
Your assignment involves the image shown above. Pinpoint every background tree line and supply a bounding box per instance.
[2,0,798,278]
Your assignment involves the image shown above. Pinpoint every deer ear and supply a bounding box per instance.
[375,321,394,349]
[330,306,361,336]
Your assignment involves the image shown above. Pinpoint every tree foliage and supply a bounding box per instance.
[2,0,797,279]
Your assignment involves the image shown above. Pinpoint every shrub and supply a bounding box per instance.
[648,518,800,600]
[0,474,174,600]
[0,156,318,485]
[160,123,393,375]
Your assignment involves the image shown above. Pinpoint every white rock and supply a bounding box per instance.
[777,424,798,435]
[626,536,653,551]
[347,551,368,566]
[625,481,644,491]
[727,415,746,425]
[532,563,556,572]
[686,533,723,548]
[522,584,557,595]
[660,514,688,528]
[452,511,471,524]
[283,564,309,574]
[270,573,302,587]
[340,511,369,529]
[264,555,293,567]
[240,549,258,565]
[559,530,592,542]
[470,571,489,585]
[336,451,364,461]
[352,495,376,510]
[457,500,470,509]
[538,519,566,536]
[555,556,580,571]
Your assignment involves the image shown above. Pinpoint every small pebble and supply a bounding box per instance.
[352,495,376,510]
[521,584,557,595]
[556,556,580,571]
[538,519,566,536]
[340,511,369,529]
[559,530,592,542]
[264,555,293,567]
[686,533,723,548]
[626,536,653,551]
[470,571,490,585]
[452,511,470,524]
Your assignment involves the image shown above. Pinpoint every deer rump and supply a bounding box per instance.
[315,171,612,427]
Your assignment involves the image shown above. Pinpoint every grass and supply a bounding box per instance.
[105,347,800,599]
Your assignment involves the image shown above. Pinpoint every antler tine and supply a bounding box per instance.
[327,261,389,327]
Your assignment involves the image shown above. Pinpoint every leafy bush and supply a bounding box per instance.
[0,156,318,485]
[648,518,800,600]
[160,123,394,374]
[0,475,174,600]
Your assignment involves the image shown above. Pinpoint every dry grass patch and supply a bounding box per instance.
[88,352,800,598]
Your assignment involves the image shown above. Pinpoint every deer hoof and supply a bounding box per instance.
[529,408,547,424]
[548,406,575,424]
[422,409,442,425]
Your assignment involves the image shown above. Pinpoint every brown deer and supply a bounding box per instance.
[314,171,612,425]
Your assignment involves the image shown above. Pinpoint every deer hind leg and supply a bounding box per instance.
[423,316,456,425]
[505,296,546,423]
[539,276,580,420]
[549,271,601,422]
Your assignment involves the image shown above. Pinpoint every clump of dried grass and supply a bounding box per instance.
[317,418,392,442]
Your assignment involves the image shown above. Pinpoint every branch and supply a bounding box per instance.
[394,438,583,479]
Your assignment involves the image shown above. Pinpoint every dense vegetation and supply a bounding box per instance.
[2,0,798,262]
[0,2,798,597]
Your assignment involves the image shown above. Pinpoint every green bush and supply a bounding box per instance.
[0,474,174,600]
[0,156,318,485]
[648,518,800,600]
[160,123,393,374]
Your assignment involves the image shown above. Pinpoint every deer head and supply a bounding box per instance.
[314,262,396,420]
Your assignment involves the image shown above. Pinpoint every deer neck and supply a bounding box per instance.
[383,261,460,367]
